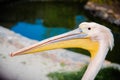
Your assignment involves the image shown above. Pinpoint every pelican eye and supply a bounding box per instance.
[88,27,91,30]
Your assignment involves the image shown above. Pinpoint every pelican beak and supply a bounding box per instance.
[10,28,88,57]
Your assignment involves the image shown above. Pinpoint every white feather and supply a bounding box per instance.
[80,22,114,80]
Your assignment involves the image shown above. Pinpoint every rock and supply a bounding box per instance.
[114,19,120,25]
[107,9,114,14]
[85,2,120,26]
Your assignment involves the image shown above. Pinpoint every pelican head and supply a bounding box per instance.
[80,22,114,50]
[10,22,114,80]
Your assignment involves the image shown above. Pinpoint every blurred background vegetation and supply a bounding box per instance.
[48,66,120,80]
[0,0,120,80]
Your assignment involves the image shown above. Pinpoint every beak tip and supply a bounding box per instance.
[10,53,14,57]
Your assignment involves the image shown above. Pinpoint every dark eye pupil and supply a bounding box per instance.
[88,27,91,30]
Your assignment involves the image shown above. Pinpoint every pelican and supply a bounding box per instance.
[10,22,114,80]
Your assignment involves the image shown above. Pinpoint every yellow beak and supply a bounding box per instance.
[10,28,99,59]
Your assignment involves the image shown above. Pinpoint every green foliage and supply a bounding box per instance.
[60,62,66,67]
[48,65,87,80]
[48,66,120,80]
[95,67,120,80]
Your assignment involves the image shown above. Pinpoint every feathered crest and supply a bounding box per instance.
[92,22,114,50]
